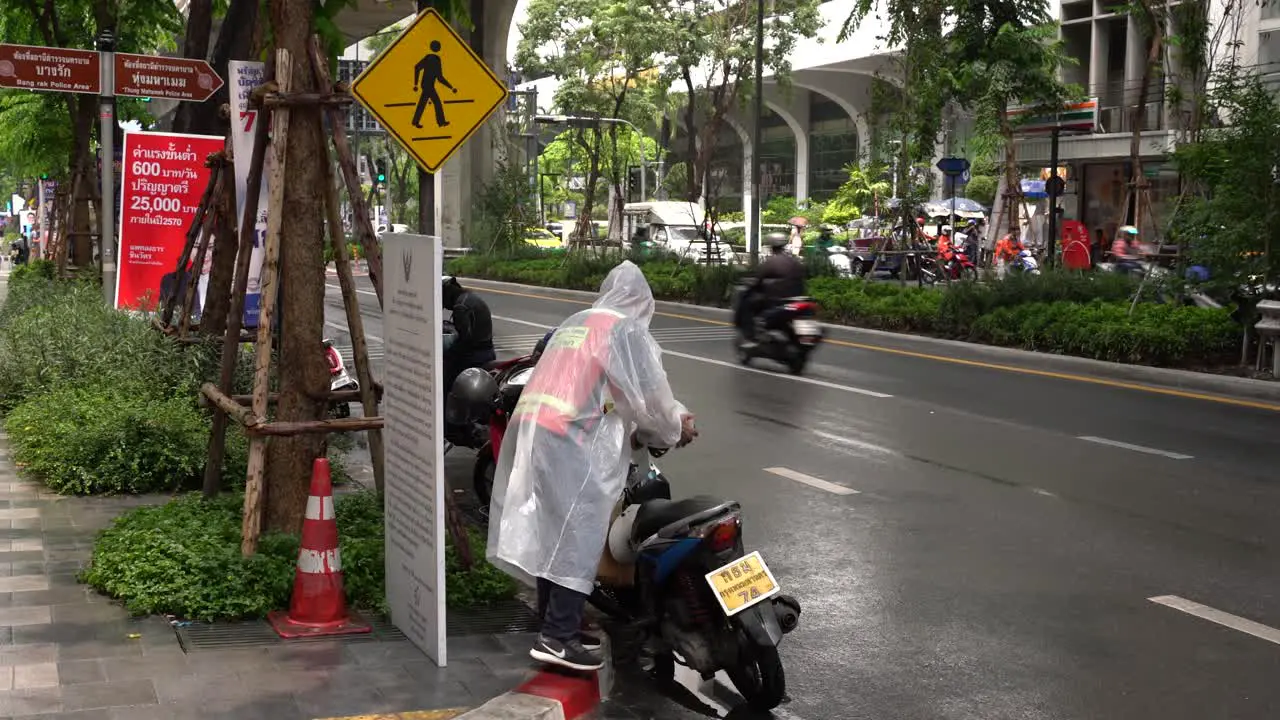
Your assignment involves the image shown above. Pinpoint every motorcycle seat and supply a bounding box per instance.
[631,495,733,542]
[480,359,508,372]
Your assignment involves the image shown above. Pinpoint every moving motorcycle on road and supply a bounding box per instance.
[731,285,824,375]
[592,440,802,712]
[323,338,359,418]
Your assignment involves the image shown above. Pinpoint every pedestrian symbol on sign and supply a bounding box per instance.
[350,8,510,173]
[412,40,457,130]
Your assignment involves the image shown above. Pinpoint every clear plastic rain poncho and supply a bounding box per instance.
[487,261,687,595]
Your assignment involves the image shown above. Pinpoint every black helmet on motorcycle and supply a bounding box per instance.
[765,232,789,250]
[446,367,498,425]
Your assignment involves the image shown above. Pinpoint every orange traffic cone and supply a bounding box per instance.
[268,458,371,638]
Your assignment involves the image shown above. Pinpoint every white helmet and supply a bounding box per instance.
[607,504,642,564]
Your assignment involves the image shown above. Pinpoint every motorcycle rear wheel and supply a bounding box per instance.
[725,642,786,711]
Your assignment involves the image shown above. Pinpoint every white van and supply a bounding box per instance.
[621,201,736,265]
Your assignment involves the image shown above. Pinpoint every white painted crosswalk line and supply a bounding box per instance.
[1149,595,1280,646]
[764,467,860,495]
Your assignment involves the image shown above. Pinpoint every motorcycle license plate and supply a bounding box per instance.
[704,550,781,617]
[793,320,820,336]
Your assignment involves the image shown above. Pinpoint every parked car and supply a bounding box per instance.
[524,227,561,248]
[375,223,408,238]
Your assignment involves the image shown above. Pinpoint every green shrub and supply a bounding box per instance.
[448,253,1237,367]
[83,491,517,621]
[0,283,205,411]
[82,494,300,621]
[967,300,1236,365]
[6,385,217,495]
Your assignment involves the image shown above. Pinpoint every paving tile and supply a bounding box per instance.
[0,604,52,627]
[0,550,47,563]
[1,686,65,715]
[14,661,59,688]
[101,655,194,683]
[57,660,107,686]
[13,709,113,720]
[51,603,126,624]
[0,575,49,592]
[55,641,144,661]
[4,586,97,607]
[0,643,58,666]
[59,679,157,711]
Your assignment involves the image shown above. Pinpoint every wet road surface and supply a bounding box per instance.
[324,273,1280,719]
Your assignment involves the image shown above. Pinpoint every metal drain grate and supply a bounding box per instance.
[447,599,539,636]
[174,616,405,652]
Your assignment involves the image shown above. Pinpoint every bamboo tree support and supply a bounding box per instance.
[314,46,382,308]
[203,86,273,500]
[162,157,223,327]
[178,163,227,337]
[309,38,385,494]
[241,47,294,557]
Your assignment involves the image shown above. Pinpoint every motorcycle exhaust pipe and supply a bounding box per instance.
[773,594,801,634]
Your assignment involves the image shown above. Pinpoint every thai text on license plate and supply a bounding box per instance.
[794,320,820,336]
[704,550,781,616]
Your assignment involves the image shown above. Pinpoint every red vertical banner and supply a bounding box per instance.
[115,131,223,311]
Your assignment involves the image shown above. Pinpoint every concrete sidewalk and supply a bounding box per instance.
[0,429,550,719]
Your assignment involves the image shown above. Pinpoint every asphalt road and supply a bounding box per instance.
[324,271,1280,719]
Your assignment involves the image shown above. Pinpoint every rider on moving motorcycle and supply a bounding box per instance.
[734,232,807,348]
[442,276,496,394]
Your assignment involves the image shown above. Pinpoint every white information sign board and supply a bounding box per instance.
[381,232,447,666]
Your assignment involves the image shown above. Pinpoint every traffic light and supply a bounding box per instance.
[375,160,387,185]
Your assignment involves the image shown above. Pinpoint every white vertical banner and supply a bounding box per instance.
[381,232,446,666]
[229,60,268,329]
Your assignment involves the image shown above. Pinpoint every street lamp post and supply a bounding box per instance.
[750,0,764,266]
[535,115,647,203]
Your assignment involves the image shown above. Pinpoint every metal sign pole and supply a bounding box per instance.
[98,30,117,305]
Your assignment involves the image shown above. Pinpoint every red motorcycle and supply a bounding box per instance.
[446,332,552,518]
[941,247,979,282]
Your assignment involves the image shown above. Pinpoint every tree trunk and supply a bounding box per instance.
[171,0,214,134]
[681,69,700,202]
[187,0,259,137]
[262,4,329,533]
[70,95,96,267]
[200,167,238,337]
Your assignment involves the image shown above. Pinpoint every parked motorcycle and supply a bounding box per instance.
[1011,249,1040,275]
[446,331,554,515]
[825,245,855,279]
[731,288,824,375]
[592,442,802,712]
[323,338,359,419]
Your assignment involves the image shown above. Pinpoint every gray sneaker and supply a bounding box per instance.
[530,634,604,671]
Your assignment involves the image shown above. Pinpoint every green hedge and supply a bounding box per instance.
[447,253,1238,367]
[82,492,517,621]
[0,270,251,494]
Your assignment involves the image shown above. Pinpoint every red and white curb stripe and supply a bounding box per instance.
[455,637,613,720]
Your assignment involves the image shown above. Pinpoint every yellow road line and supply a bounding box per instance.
[314,710,468,720]
[475,284,1280,412]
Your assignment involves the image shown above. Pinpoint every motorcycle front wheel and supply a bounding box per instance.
[472,446,495,514]
[725,641,786,711]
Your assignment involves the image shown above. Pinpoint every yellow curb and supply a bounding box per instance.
[314,710,469,720]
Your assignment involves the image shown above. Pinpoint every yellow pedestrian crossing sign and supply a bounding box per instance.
[351,8,510,174]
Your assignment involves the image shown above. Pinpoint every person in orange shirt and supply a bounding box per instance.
[993,233,1022,277]
[936,226,955,262]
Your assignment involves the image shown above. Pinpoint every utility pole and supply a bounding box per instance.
[97,28,117,305]
[749,0,764,265]
[416,0,435,235]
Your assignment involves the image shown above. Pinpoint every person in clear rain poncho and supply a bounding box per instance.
[487,261,697,671]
